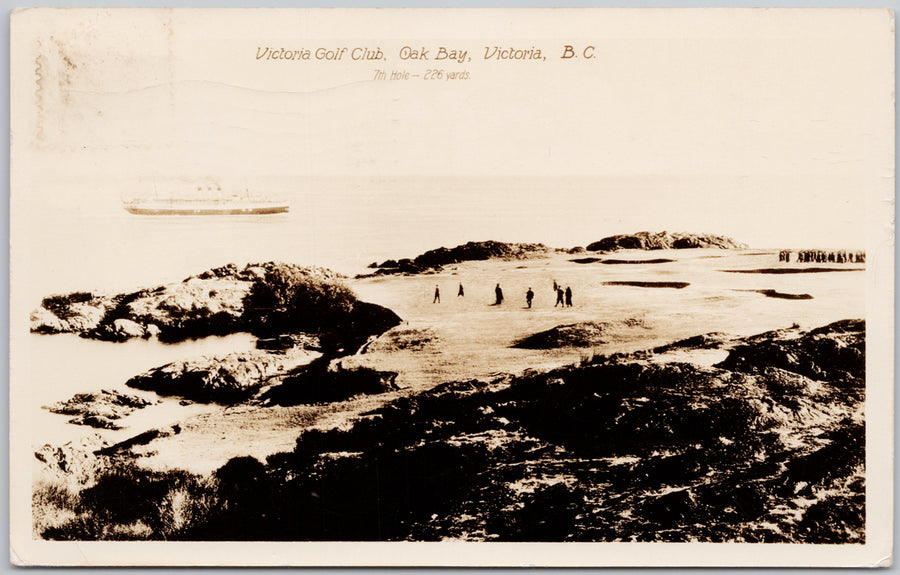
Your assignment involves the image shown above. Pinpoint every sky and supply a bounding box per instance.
[11,8,894,249]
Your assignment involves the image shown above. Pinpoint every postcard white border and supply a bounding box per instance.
[7,6,895,568]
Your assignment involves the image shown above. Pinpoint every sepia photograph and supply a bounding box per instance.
[8,7,894,567]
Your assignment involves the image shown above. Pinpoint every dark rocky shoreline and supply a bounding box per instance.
[37,319,865,543]
[30,262,401,347]
[586,231,747,252]
[363,234,746,277]
[363,240,559,276]
[33,262,406,426]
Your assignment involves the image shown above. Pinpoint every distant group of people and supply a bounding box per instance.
[552,280,573,307]
[778,249,865,263]
[433,282,465,303]
[432,280,573,308]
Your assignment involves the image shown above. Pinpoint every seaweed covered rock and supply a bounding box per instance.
[587,231,746,252]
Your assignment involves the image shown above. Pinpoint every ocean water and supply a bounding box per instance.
[28,332,258,447]
[19,175,867,304]
[22,179,588,301]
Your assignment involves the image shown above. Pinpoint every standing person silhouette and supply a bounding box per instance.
[433,285,440,304]
[553,279,559,292]
[526,287,534,308]
[565,286,573,307]
[458,283,464,297]
[495,283,504,305]
[555,287,565,307]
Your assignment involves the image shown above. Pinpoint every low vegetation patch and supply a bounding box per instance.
[39,320,865,543]
[44,390,154,428]
[126,350,316,405]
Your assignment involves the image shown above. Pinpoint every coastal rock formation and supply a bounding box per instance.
[716,319,864,383]
[44,390,155,429]
[255,333,322,351]
[260,357,402,406]
[30,293,112,334]
[31,262,400,345]
[42,320,865,543]
[31,266,249,340]
[126,349,320,404]
[368,241,557,275]
[246,319,861,543]
[587,231,746,252]
[34,434,113,487]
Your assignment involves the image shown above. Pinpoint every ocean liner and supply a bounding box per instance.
[123,186,290,216]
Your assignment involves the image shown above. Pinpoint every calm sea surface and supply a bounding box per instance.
[23,180,605,301]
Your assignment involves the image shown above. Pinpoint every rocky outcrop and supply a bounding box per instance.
[716,319,864,383]
[31,262,399,345]
[255,333,322,351]
[126,349,319,404]
[41,320,866,543]
[367,241,557,275]
[241,319,861,543]
[31,268,254,340]
[587,231,746,252]
[34,434,113,487]
[260,357,402,406]
[30,293,112,334]
[653,332,734,354]
[44,390,155,429]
